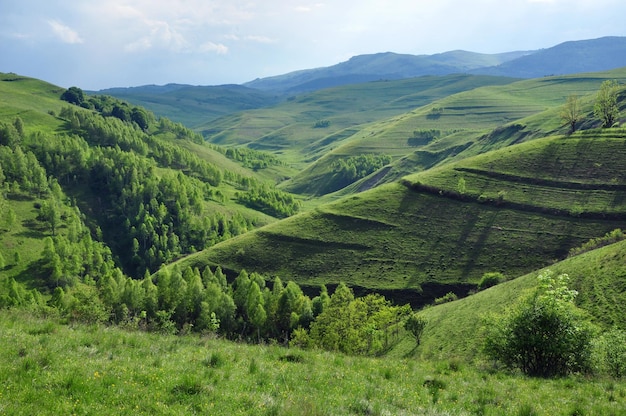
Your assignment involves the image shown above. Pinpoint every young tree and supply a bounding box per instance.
[39,200,61,236]
[404,313,427,346]
[594,80,620,128]
[560,95,582,133]
[246,281,266,342]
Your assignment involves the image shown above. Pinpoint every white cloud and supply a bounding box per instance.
[245,35,276,44]
[2,0,626,89]
[48,19,83,44]
[199,41,228,54]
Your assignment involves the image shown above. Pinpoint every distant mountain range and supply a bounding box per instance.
[242,50,530,93]
[95,36,626,126]
[244,36,626,93]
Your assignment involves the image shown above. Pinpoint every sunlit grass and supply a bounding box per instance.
[1,310,624,415]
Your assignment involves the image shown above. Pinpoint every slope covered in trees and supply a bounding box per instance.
[0,75,303,286]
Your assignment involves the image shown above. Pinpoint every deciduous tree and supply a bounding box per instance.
[594,80,620,128]
[560,95,582,133]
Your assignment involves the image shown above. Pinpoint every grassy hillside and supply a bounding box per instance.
[173,131,626,305]
[412,237,626,362]
[96,84,280,128]
[3,309,625,415]
[282,69,626,196]
[201,74,519,168]
[0,73,301,283]
[0,73,68,133]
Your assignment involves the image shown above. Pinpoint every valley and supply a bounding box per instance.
[1,37,626,414]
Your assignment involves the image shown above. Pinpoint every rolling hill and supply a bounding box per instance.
[245,37,626,93]
[95,36,626,129]
[473,36,626,78]
[232,69,626,196]
[200,74,519,169]
[170,130,626,306]
[243,50,529,93]
[0,73,299,283]
[2,58,626,416]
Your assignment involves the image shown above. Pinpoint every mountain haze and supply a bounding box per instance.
[244,36,626,94]
[243,50,529,93]
[472,36,626,78]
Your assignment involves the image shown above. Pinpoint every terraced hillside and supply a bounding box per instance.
[281,69,626,196]
[172,131,626,305]
[200,74,519,167]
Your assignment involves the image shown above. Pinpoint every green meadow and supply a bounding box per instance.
[2,308,625,416]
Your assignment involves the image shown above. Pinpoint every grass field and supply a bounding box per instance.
[1,309,625,416]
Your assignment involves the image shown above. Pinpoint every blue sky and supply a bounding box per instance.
[1,0,625,90]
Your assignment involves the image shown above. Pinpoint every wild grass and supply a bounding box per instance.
[1,309,624,415]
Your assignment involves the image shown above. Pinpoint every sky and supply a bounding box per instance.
[1,0,625,90]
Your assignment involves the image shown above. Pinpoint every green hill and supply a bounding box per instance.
[2,69,626,416]
[201,74,519,168]
[171,131,626,305]
[0,73,300,283]
[280,68,626,196]
[94,84,280,128]
[414,237,626,361]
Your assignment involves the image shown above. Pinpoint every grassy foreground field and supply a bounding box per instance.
[1,310,625,416]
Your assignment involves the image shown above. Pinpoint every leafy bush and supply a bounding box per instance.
[483,270,594,377]
[568,228,626,257]
[593,329,626,378]
[478,272,505,291]
[313,119,330,128]
[434,292,458,305]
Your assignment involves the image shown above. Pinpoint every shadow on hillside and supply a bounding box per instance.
[6,193,35,201]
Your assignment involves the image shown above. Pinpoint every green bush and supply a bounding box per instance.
[478,272,505,291]
[593,329,626,378]
[483,270,594,377]
[434,292,458,305]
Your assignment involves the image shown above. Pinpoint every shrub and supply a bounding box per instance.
[568,228,626,257]
[434,292,457,305]
[313,119,330,128]
[478,272,505,291]
[593,329,626,378]
[483,270,594,377]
